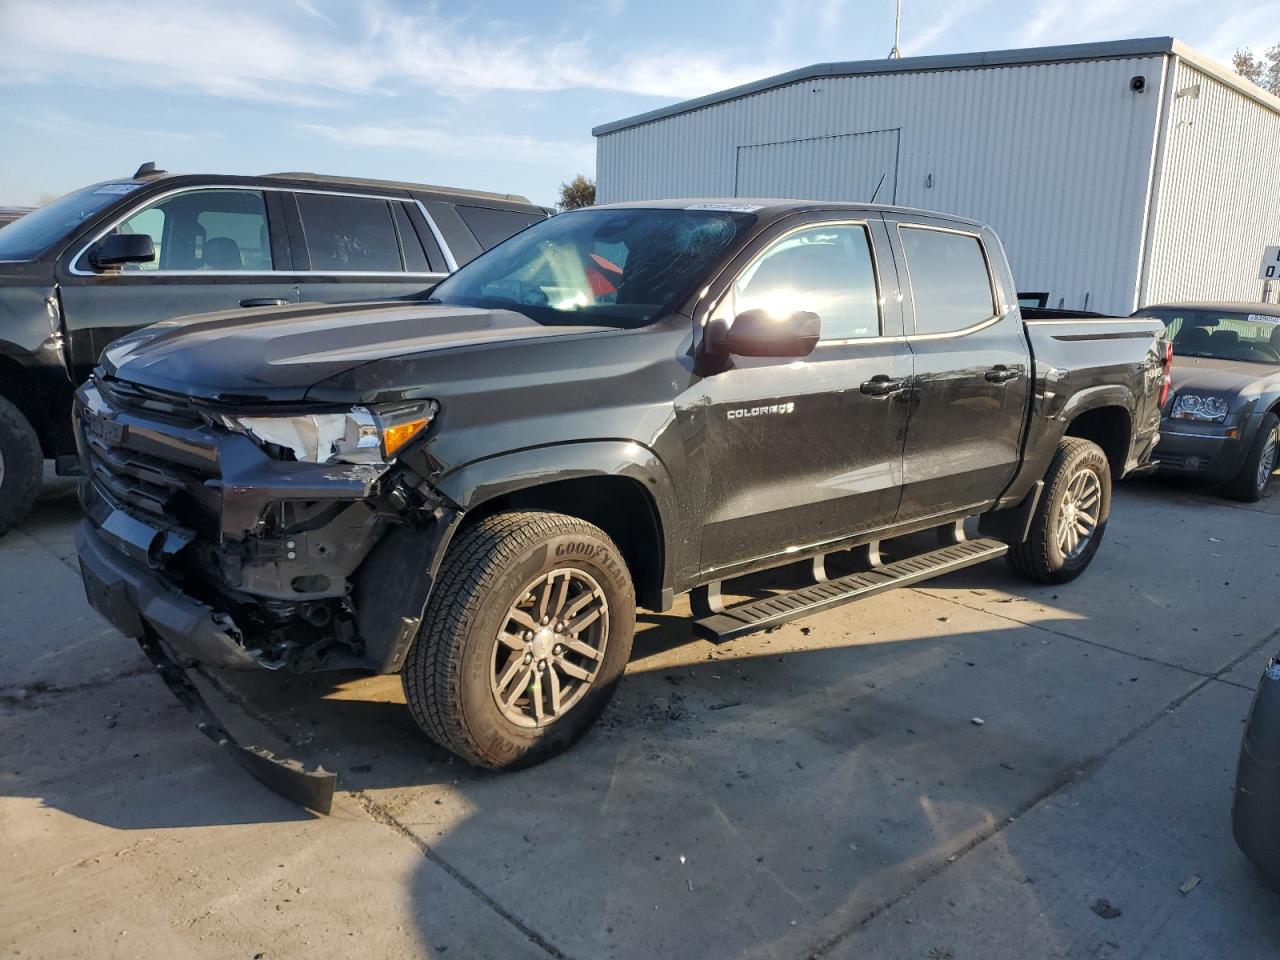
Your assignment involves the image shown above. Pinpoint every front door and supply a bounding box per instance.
[56,187,298,380]
[686,216,913,579]
[887,216,1032,522]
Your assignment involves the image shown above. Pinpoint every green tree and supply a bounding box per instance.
[1233,45,1280,95]
[558,174,596,211]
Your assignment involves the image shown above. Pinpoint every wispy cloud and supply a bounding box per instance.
[299,122,595,170]
[900,0,992,56]
[0,0,783,104]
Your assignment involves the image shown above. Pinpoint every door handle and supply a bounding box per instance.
[240,297,289,308]
[860,375,908,397]
[984,365,1020,384]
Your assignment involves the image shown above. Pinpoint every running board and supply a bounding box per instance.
[693,538,1008,642]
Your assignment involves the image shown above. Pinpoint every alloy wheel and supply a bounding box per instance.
[1258,431,1278,495]
[1057,467,1102,560]
[490,567,610,728]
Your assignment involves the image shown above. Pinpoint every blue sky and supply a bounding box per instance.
[0,0,1274,207]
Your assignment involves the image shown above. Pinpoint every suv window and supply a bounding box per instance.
[295,194,402,272]
[393,203,432,273]
[726,223,881,341]
[90,189,273,272]
[456,205,544,249]
[899,227,995,335]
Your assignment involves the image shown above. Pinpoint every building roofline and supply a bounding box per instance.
[593,36,1280,137]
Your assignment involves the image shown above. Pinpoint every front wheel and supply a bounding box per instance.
[0,396,43,538]
[1006,436,1111,585]
[402,510,635,769]
[1224,413,1279,503]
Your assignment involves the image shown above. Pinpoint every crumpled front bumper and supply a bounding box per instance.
[77,518,260,669]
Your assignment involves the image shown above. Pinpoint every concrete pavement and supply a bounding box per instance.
[2,473,1277,959]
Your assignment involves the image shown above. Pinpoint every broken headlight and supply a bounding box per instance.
[1170,393,1229,423]
[223,401,437,465]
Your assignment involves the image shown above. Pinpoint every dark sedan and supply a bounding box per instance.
[1135,302,1280,501]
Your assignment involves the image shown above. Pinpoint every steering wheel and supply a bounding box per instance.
[1245,343,1280,363]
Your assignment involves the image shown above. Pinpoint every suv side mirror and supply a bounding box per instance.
[89,234,155,270]
[707,308,821,358]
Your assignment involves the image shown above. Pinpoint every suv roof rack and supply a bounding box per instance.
[263,172,532,204]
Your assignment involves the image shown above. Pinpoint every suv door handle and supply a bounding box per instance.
[860,375,908,397]
[984,365,1020,384]
[240,297,289,308]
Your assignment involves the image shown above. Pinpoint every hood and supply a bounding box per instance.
[1170,355,1280,400]
[101,301,613,403]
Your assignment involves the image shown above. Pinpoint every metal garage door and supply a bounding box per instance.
[734,129,900,203]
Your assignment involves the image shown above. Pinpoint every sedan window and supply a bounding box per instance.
[1136,309,1280,364]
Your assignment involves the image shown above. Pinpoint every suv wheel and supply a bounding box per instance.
[1225,413,1279,503]
[0,396,42,537]
[1006,436,1111,584]
[403,510,635,769]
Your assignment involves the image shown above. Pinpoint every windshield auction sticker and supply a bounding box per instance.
[685,203,765,213]
[93,183,143,195]
[1247,314,1280,324]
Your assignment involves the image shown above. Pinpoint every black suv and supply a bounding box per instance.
[0,165,549,533]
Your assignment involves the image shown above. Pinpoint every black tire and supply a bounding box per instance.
[402,510,635,769]
[1006,436,1111,585]
[1225,413,1279,503]
[0,396,42,537]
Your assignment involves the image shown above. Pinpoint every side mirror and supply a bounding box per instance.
[89,234,155,270]
[706,308,821,358]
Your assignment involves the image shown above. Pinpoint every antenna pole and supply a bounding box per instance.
[888,0,902,59]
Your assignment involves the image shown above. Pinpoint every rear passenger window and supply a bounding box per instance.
[899,227,995,335]
[456,205,543,249]
[728,223,880,340]
[295,194,402,272]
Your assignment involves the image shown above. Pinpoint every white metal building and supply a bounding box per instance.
[593,38,1280,315]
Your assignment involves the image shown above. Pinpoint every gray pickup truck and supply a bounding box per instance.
[73,200,1169,807]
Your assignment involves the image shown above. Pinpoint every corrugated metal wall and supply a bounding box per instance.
[1141,60,1280,306]
[597,57,1166,313]
[734,129,901,202]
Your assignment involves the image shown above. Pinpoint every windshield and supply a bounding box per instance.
[429,207,756,328]
[0,183,140,261]
[1136,308,1280,365]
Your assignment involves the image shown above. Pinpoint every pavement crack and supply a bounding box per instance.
[0,662,152,705]
[352,790,573,960]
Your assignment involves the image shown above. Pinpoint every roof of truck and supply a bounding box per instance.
[590,197,986,227]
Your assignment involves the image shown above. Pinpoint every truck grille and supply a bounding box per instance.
[80,379,222,538]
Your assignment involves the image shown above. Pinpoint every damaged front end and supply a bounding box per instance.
[73,374,462,809]
[74,376,457,674]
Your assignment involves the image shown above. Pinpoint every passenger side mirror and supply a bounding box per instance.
[89,234,155,270]
[707,308,821,358]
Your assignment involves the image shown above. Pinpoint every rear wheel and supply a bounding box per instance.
[0,396,42,537]
[402,510,635,769]
[1006,437,1111,585]
[1225,414,1279,503]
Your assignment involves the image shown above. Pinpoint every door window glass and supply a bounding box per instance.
[92,189,273,272]
[296,194,402,272]
[456,204,545,249]
[727,223,880,340]
[394,203,432,273]
[899,227,995,334]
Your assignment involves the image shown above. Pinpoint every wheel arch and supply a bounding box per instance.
[0,352,51,455]
[434,442,676,611]
[1061,391,1133,481]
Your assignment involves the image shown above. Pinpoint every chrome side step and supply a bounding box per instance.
[693,538,1008,643]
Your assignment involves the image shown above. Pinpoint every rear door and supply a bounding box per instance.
[284,191,448,305]
[885,215,1031,522]
[688,213,913,578]
[56,186,298,379]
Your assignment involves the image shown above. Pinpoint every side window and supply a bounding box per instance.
[456,204,544,250]
[899,227,995,335]
[295,194,402,272]
[97,189,273,272]
[724,223,880,341]
[393,203,432,273]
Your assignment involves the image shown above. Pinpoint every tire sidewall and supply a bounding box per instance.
[0,399,42,535]
[1251,419,1278,499]
[1040,445,1111,578]
[456,527,635,768]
